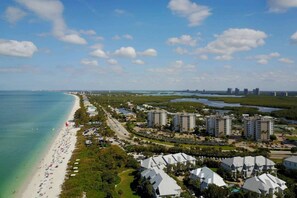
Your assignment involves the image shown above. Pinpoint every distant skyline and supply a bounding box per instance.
[0,0,297,91]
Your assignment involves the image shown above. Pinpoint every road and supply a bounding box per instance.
[270,150,296,159]
[102,108,135,144]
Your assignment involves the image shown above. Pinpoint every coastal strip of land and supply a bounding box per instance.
[20,94,80,198]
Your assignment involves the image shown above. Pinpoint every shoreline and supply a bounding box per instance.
[19,93,80,198]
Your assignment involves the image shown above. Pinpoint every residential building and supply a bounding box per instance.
[190,166,227,190]
[283,156,297,170]
[206,115,231,137]
[173,113,196,132]
[234,88,240,95]
[243,116,274,141]
[141,168,181,198]
[243,88,249,95]
[140,153,196,170]
[253,88,260,95]
[243,173,287,196]
[86,105,98,117]
[147,110,167,128]
[140,153,196,197]
[281,92,288,97]
[221,156,275,178]
[227,88,232,94]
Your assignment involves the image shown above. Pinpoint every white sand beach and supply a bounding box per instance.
[20,94,80,198]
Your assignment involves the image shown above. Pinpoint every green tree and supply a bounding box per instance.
[291,147,297,153]
[202,184,230,198]
[270,134,277,141]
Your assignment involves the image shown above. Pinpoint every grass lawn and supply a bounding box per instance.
[271,158,283,164]
[115,169,139,198]
[134,133,235,150]
[286,136,297,141]
[210,167,218,172]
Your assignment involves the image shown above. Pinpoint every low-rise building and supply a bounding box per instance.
[147,110,167,128]
[243,115,274,141]
[141,168,181,198]
[243,173,287,196]
[283,156,297,170]
[221,156,275,178]
[173,113,196,132]
[206,115,231,137]
[190,166,227,190]
[140,153,196,170]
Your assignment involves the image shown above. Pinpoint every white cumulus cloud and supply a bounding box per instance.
[16,0,86,45]
[199,54,208,60]
[248,52,280,65]
[114,9,126,15]
[4,6,27,24]
[139,48,157,56]
[0,39,38,57]
[291,31,297,43]
[123,34,133,40]
[278,58,294,64]
[132,59,145,65]
[148,60,196,74]
[175,47,188,55]
[0,65,37,73]
[258,59,268,65]
[112,34,133,40]
[107,59,118,65]
[90,48,108,58]
[59,34,87,45]
[80,59,98,66]
[114,47,137,58]
[167,34,197,46]
[112,35,121,40]
[168,0,211,26]
[197,28,267,60]
[79,29,96,36]
[268,0,297,13]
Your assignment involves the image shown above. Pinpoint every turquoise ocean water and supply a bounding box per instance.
[0,91,75,197]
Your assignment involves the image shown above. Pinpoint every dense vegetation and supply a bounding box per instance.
[205,95,297,120]
[89,93,297,120]
[125,144,270,158]
[60,143,139,198]
[60,96,139,198]
[204,95,297,109]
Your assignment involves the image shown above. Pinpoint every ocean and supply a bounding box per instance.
[0,91,75,197]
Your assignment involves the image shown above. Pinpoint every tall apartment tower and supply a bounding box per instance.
[173,113,196,132]
[253,88,260,95]
[235,88,240,95]
[281,92,288,97]
[244,88,249,95]
[147,110,167,128]
[227,88,232,95]
[206,115,232,137]
[243,116,274,141]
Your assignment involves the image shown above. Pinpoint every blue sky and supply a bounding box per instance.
[0,0,297,91]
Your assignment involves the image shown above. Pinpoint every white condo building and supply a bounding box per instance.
[147,110,167,128]
[221,155,275,178]
[173,113,196,132]
[244,116,274,141]
[206,115,231,137]
[243,174,287,196]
